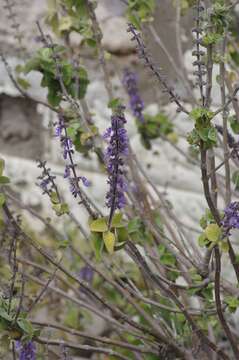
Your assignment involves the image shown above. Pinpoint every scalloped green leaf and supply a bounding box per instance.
[103,231,115,254]
[90,218,108,232]
[205,224,221,243]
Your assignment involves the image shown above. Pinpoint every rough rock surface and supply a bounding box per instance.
[0,0,204,233]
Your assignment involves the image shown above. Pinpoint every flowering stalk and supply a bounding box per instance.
[16,340,36,360]
[104,106,129,227]
[55,114,96,218]
[37,160,60,199]
[122,68,145,123]
[127,23,189,114]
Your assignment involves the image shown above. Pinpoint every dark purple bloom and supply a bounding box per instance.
[16,341,36,360]
[221,202,239,234]
[123,68,145,123]
[104,107,129,226]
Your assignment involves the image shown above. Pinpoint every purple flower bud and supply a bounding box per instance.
[80,176,91,187]
[64,165,71,178]
[123,68,145,123]
[104,108,129,226]
[16,341,36,360]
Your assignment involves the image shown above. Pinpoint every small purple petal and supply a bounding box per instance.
[80,176,91,187]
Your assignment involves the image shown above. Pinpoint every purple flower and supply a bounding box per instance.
[54,114,90,195]
[79,265,94,284]
[221,202,239,234]
[16,341,36,360]
[80,176,91,187]
[104,107,129,226]
[123,68,145,123]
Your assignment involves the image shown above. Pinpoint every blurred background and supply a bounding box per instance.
[0,0,209,237]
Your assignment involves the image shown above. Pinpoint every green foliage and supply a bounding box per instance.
[23,47,89,106]
[158,244,179,281]
[188,108,217,149]
[66,119,98,155]
[225,296,239,313]
[229,115,239,134]
[137,113,176,149]
[49,191,69,216]
[46,0,95,45]
[108,97,122,110]
[232,170,239,191]
[211,2,231,34]
[90,214,126,256]
[103,231,115,254]
[0,159,10,187]
[202,32,222,47]
[0,298,39,342]
[126,0,156,28]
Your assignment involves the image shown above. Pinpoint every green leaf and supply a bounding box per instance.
[24,57,41,74]
[17,318,34,337]
[90,217,108,232]
[208,127,217,142]
[232,170,239,190]
[199,215,207,229]
[58,16,73,32]
[219,240,229,253]
[0,159,4,176]
[16,77,31,90]
[205,223,221,243]
[111,213,124,228]
[0,307,13,322]
[103,231,115,254]
[92,232,103,261]
[0,176,10,185]
[128,217,142,233]
[230,116,239,134]
[0,193,5,207]
[160,253,176,266]
[52,203,69,216]
[108,98,122,109]
[198,233,209,247]
[50,191,60,204]
[225,296,239,313]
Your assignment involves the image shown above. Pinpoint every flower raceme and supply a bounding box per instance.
[16,341,36,360]
[104,107,129,227]
[222,202,239,234]
[123,68,145,123]
[55,114,90,197]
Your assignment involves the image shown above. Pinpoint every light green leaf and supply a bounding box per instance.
[90,217,108,232]
[205,223,221,243]
[111,213,124,228]
[0,193,5,207]
[219,240,229,253]
[50,191,60,204]
[103,231,115,254]
[0,176,10,185]
[16,77,31,90]
[198,233,208,247]
[0,159,5,176]
[17,318,34,336]
[58,16,73,32]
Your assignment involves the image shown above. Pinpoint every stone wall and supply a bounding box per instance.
[0,0,206,234]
